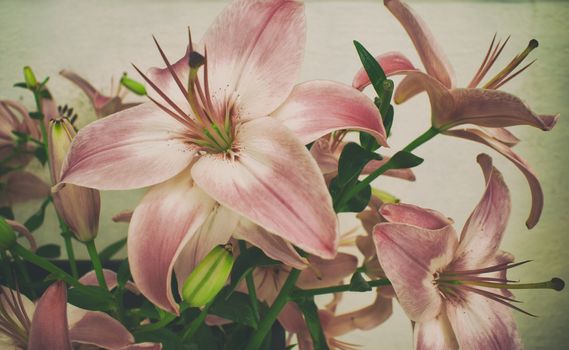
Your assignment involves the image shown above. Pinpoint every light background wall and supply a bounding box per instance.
[1,0,567,348]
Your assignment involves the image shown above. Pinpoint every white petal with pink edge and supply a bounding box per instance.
[192,117,339,259]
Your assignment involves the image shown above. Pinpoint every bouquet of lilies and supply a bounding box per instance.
[0,0,564,349]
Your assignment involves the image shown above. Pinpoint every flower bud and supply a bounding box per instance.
[0,217,17,250]
[182,245,234,307]
[23,66,38,89]
[49,118,100,241]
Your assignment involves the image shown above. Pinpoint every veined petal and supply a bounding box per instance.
[201,0,305,119]
[480,127,519,147]
[297,253,357,289]
[373,221,458,322]
[380,203,452,229]
[384,0,455,88]
[352,51,416,91]
[446,293,522,350]
[146,45,191,109]
[192,117,339,258]
[28,281,72,350]
[128,171,216,314]
[79,269,139,294]
[67,305,134,350]
[234,218,308,270]
[445,128,542,228]
[443,88,559,130]
[52,185,100,241]
[59,103,195,190]
[453,154,511,269]
[326,292,393,337]
[414,310,458,350]
[174,205,239,292]
[309,138,339,175]
[273,80,387,146]
[0,171,49,207]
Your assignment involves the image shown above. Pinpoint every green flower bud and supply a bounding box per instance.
[23,66,38,89]
[182,245,234,307]
[372,188,399,204]
[0,218,17,250]
[120,73,147,96]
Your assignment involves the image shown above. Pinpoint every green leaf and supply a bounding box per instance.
[24,197,51,232]
[67,285,115,311]
[99,237,127,262]
[389,151,424,169]
[349,272,372,292]
[382,105,394,137]
[296,298,329,350]
[117,258,131,289]
[121,74,147,96]
[228,246,279,295]
[28,112,42,120]
[135,328,187,350]
[35,244,61,258]
[332,179,371,213]
[210,289,258,327]
[354,40,387,97]
[33,147,47,166]
[0,207,15,220]
[13,82,28,89]
[336,142,381,188]
[359,132,380,152]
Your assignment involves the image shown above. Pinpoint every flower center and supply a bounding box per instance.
[0,287,31,348]
[134,30,236,154]
[433,260,564,316]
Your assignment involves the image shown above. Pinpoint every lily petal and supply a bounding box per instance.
[201,0,305,119]
[234,218,308,270]
[67,305,134,350]
[28,281,72,350]
[174,205,239,292]
[297,253,357,289]
[273,80,387,146]
[445,128,542,228]
[445,292,522,350]
[444,88,559,130]
[6,219,37,251]
[373,217,458,321]
[191,117,339,259]
[326,292,393,337]
[363,156,416,181]
[60,70,116,115]
[480,127,519,147]
[0,171,50,207]
[79,269,140,294]
[380,203,453,230]
[59,103,196,190]
[352,51,416,91]
[309,138,339,175]
[453,154,511,269]
[384,0,455,88]
[128,171,216,314]
[414,310,458,350]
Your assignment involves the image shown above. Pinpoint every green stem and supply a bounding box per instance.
[245,268,301,350]
[32,91,49,169]
[292,278,391,299]
[182,302,213,341]
[134,313,177,333]
[0,251,14,287]
[62,232,78,279]
[337,127,439,208]
[85,240,108,290]
[13,254,36,298]
[11,243,80,288]
[239,241,260,325]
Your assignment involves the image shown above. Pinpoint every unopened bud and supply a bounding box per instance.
[49,119,100,241]
[23,66,38,89]
[182,245,234,307]
[120,73,147,96]
[0,217,17,250]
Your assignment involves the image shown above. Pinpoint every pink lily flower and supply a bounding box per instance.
[57,0,387,314]
[373,154,562,349]
[356,0,559,228]
[0,100,42,168]
[0,171,49,209]
[0,282,160,350]
[60,70,141,118]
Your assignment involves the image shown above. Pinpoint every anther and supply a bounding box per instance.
[189,52,205,69]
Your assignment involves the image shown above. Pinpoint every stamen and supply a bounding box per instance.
[461,285,537,317]
[468,35,510,88]
[493,59,536,90]
[483,39,539,89]
[445,259,531,276]
[132,63,191,121]
[152,35,190,103]
[455,278,563,291]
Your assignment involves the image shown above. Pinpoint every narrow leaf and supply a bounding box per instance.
[35,244,61,259]
[389,151,424,169]
[354,40,387,97]
[296,298,329,350]
[99,237,127,262]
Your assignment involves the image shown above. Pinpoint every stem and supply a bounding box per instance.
[337,127,439,208]
[0,251,14,287]
[62,232,78,279]
[292,278,391,299]
[239,241,260,325]
[85,240,108,290]
[11,243,80,288]
[245,268,301,350]
[32,91,49,169]
[135,313,177,333]
[182,302,213,341]
[13,254,36,298]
